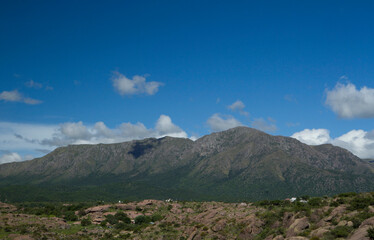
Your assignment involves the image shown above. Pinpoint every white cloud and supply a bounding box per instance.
[0,90,22,101]
[228,100,249,116]
[0,152,22,164]
[118,122,154,140]
[112,72,163,96]
[325,82,374,118]
[228,100,245,111]
[291,128,374,159]
[0,122,57,153]
[60,121,91,140]
[25,80,43,89]
[291,129,331,145]
[0,115,189,164]
[207,113,243,132]
[251,118,277,133]
[155,115,188,138]
[0,90,42,105]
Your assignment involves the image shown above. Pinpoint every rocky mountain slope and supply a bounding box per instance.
[0,127,373,202]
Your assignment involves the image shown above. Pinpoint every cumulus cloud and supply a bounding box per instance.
[207,113,243,132]
[0,90,42,105]
[325,82,374,118]
[228,100,249,116]
[0,152,22,164]
[4,115,188,150]
[60,122,91,140]
[291,129,331,145]
[251,118,277,133]
[0,115,189,164]
[155,115,188,138]
[112,72,163,96]
[291,128,374,159]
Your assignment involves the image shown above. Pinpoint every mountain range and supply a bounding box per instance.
[1,127,373,202]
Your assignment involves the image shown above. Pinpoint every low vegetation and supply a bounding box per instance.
[1,192,374,239]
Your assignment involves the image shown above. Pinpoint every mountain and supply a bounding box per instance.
[1,127,373,202]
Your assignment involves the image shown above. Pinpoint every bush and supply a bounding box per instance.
[348,196,374,210]
[63,211,78,222]
[100,220,107,227]
[151,213,164,222]
[308,197,323,207]
[81,218,91,226]
[330,226,353,238]
[338,192,357,198]
[134,215,152,225]
[115,222,126,230]
[105,214,119,225]
[368,227,374,240]
[310,237,320,240]
[115,212,131,224]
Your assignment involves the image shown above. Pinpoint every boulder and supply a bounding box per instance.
[361,216,374,227]
[368,206,374,213]
[348,225,371,240]
[116,204,136,211]
[338,220,348,226]
[324,205,346,222]
[282,212,295,228]
[211,219,226,232]
[286,217,309,237]
[310,227,330,238]
[84,204,111,214]
[272,235,284,240]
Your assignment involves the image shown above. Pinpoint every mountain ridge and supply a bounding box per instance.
[1,126,373,202]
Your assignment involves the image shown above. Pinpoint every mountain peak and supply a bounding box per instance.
[0,127,373,202]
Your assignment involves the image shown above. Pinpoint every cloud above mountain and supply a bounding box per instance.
[291,128,374,159]
[207,113,243,132]
[112,72,163,96]
[228,100,249,116]
[325,82,374,118]
[0,115,189,164]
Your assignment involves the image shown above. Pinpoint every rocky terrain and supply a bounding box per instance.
[1,127,374,202]
[1,192,374,239]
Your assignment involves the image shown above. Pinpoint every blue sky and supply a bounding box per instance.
[1,0,374,163]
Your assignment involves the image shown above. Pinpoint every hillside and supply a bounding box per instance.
[0,127,373,202]
[1,192,374,239]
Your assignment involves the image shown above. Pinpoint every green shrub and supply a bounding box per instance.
[330,226,353,238]
[115,211,131,224]
[81,218,91,226]
[115,222,127,230]
[308,197,323,207]
[348,196,374,210]
[100,220,107,227]
[367,227,374,240]
[310,237,320,240]
[78,209,86,216]
[105,214,119,225]
[135,215,152,225]
[338,192,357,198]
[63,211,78,222]
[151,213,164,222]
